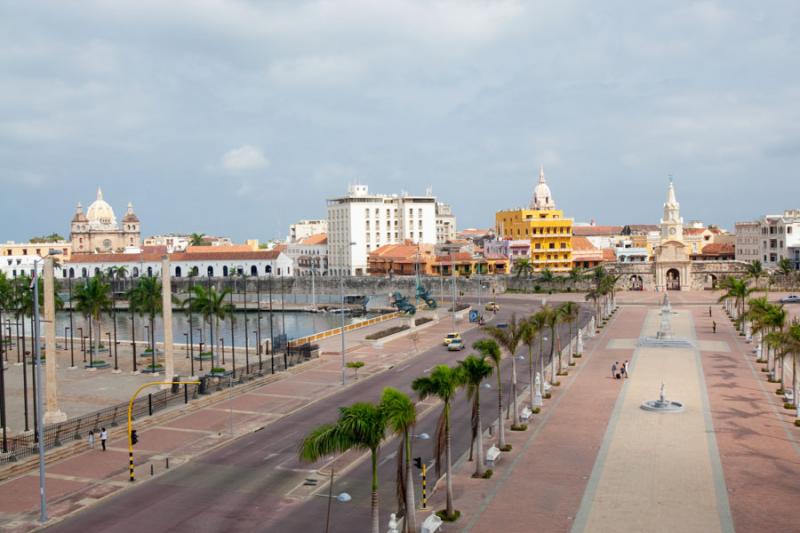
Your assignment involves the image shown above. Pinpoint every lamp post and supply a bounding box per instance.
[130,308,137,373]
[339,243,356,386]
[280,275,287,371]
[198,342,205,372]
[111,284,118,370]
[0,314,6,453]
[64,327,73,368]
[268,271,274,374]
[183,333,189,360]
[220,338,225,368]
[78,327,85,363]
[253,329,262,371]
[243,274,249,375]
[67,276,75,369]
[229,279,236,378]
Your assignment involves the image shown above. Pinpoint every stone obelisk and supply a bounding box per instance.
[161,256,175,389]
[43,257,67,423]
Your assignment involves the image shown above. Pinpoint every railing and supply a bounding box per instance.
[288,312,400,347]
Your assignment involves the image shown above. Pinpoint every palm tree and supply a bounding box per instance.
[513,258,533,279]
[520,319,540,408]
[540,304,561,382]
[458,354,494,478]
[189,233,206,247]
[73,275,112,366]
[380,387,417,533]
[485,314,525,429]
[717,276,753,331]
[412,365,461,521]
[529,310,549,398]
[559,301,580,367]
[745,260,765,291]
[783,321,800,421]
[128,276,163,371]
[473,338,506,450]
[185,284,234,370]
[299,402,387,533]
[763,304,787,380]
[538,268,555,284]
[567,266,584,288]
[585,287,602,328]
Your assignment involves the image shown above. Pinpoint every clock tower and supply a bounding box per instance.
[660,177,683,242]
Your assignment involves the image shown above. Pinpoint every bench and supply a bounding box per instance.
[486,445,501,466]
[520,407,533,422]
[421,513,443,533]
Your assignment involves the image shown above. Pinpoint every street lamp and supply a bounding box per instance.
[340,242,356,386]
[64,327,73,368]
[78,327,85,362]
[183,333,189,359]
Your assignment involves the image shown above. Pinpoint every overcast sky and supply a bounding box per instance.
[1,0,799,242]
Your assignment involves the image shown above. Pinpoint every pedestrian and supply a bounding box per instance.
[708,306,712,318]
[100,427,108,451]
[611,361,618,379]
[712,321,717,334]
[88,430,95,450]
[623,360,629,378]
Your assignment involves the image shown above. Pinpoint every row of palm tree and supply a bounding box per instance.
[513,260,589,285]
[584,266,619,328]
[744,259,800,292]
[299,302,588,531]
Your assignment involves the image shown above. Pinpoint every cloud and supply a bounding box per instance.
[220,145,269,173]
[268,55,365,87]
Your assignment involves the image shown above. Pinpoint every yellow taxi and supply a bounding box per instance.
[443,332,462,346]
[485,302,500,312]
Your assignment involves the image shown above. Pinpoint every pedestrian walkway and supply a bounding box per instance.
[434,295,800,533]
[0,312,471,532]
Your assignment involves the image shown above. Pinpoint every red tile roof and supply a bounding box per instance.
[300,234,328,245]
[601,248,617,261]
[67,250,282,263]
[699,243,735,256]
[571,236,598,251]
[572,226,623,237]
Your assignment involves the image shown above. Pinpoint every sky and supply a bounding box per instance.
[1,0,799,242]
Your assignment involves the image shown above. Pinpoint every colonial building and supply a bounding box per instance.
[495,167,573,272]
[289,219,328,243]
[435,202,457,244]
[285,233,328,276]
[735,210,800,270]
[734,221,761,264]
[70,189,141,254]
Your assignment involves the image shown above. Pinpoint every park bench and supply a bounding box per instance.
[520,407,533,422]
[486,445,501,466]
[421,513,443,533]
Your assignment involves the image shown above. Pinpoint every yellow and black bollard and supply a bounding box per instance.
[421,463,427,509]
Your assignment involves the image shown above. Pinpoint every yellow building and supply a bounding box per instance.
[495,167,573,272]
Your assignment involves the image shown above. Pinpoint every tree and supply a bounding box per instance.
[128,276,164,371]
[73,275,112,366]
[538,268,555,283]
[473,338,506,450]
[298,402,387,533]
[513,258,533,279]
[567,266,584,288]
[717,276,753,331]
[189,233,207,247]
[539,304,560,382]
[346,361,365,380]
[29,233,65,243]
[746,297,772,363]
[458,354,494,478]
[559,301,580,367]
[412,365,461,520]
[380,387,417,533]
[183,284,234,370]
[520,318,540,409]
[529,310,549,398]
[485,314,525,429]
[745,260,765,290]
[763,304,787,380]
[777,258,794,279]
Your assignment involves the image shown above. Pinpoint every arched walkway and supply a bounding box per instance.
[666,268,681,290]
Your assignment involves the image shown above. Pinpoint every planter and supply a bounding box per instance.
[140,349,163,357]
[85,360,110,369]
[141,364,164,374]
[193,352,214,360]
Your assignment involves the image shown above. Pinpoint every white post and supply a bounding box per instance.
[576,329,584,355]
[533,372,543,407]
[161,257,174,389]
[43,257,66,424]
[387,513,399,533]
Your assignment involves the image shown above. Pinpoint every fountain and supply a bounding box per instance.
[641,382,684,412]
[638,294,695,348]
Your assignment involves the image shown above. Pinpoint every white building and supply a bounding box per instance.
[435,202,457,244]
[285,234,328,276]
[63,250,294,279]
[734,221,761,264]
[143,234,191,253]
[327,184,438,276]
[0,255,42,278]
[754,210,800,269]
[289,219,328,243]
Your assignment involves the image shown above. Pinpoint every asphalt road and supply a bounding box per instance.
[46,295,590,533]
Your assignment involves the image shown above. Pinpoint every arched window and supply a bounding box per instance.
[223,266,229,277]
[147,266,153,277]
[207,266,214,277]
[191,266,199,276]
[265,265,272,274]
[175,266,182,278]
[69,267,75,278]
[94,267,101,276]
[132,267,139,278]
[82,267,88,278]
[250,265,258,276]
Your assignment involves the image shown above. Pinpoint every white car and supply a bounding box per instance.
[779,295,800,304]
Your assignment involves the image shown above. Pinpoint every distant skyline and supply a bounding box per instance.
[2,1,799,242]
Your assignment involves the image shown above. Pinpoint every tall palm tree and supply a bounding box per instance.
[529,310,548,398]
[567,266,584,289]
[584,287,602,328]
[185,284,234,369]
[520,319,540,408]
[73,275,112,366]
[745,260,765,291]
[474,338,506,450]
[485,314,525,429]
[513,258,533,279]
[763,304,787,380]
[559,301,580,367]
[412,365,461,520]
[747,297,772,363]
[299,402,387,533]
[540,304,561,382]
[380,387,417,533]
[128,276,164,371]
[189,233,206,247]
[458,354,494,478]
[717,276,753,331]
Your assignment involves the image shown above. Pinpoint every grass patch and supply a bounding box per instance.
[568,362,576,367]
[784,402,796,410]
[414,317,433,326]
[365,325,410,340]
[531,407,541,414]
[499,444,512,452]
[544,392,552,399]
[436,510,461,522]
[573,354,582,358]
[510,424,528,431]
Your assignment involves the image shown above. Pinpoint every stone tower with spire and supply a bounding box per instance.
[660,178,684,243]
[70,188,141,254]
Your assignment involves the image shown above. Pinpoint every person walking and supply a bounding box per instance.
[623,360,629,378]
[712,321,717,334]
[88,430,95,450]
[611,361,618,379]
[708,306,712,318]
[100,427,108,451]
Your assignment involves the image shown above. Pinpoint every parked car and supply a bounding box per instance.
[443,332,462,346]
[485,302,500,312]
[447,339,465,351]
[779,295,800,304]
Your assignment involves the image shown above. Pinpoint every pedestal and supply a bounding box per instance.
[44,410,68,424]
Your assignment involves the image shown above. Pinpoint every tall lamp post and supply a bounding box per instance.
[268,269,275,374]
[339,242,356,386]
[67,276,75,369]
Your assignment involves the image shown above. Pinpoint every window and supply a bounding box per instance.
[549,243,555,249]
[175,266,182,277]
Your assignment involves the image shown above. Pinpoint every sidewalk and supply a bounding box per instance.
[0,312,471,532]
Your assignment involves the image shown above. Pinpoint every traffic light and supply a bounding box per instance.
[413,457,422,469]
[131,430,138,445]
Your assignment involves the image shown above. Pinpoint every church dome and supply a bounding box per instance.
[530,166,556,210]
[86,188,118,229]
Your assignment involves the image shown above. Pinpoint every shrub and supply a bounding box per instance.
[210,367,226,374]
[574,354,582,358]
[499,444,512,452]
[784,402,795,410]
[414,317,433,326]
[776,389,785,395]
[531,407,541,414]
[534,285,541,293]
[552,381,561,386]
[544,393,552,399]
[436,510,461,522]
[482,469,493,479]
[511,423,527,431]
[795,420,800,427]
[446,303,470,312]
[365,325,410,340]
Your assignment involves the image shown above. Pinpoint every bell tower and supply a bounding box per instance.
[660,177,683,242]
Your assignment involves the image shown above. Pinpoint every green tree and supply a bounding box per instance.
[529,310,549,398]
[717,276,753,331]
[485,314,525,429]
[777,258,794,278]
[183,284,234,369]
[473,338,507,449]
[73,275,112,366]
[513,257,533,279]
[128,276,164,371]
[298,402,387,533]
[189,233,207,246]
[745,260,765,290]
[746,297,772,363]
[458,354,494,478]
[559,301,580,367]
[380,387,417,533]
[520,318,540,408]
[412,365,462,520]
[538,268,555,284]
[29,233,65,243]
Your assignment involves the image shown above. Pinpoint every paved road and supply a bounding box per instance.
[46,296,589,533]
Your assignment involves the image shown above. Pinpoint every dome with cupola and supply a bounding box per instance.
[530,166,556,210]
[86,188,117,229]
